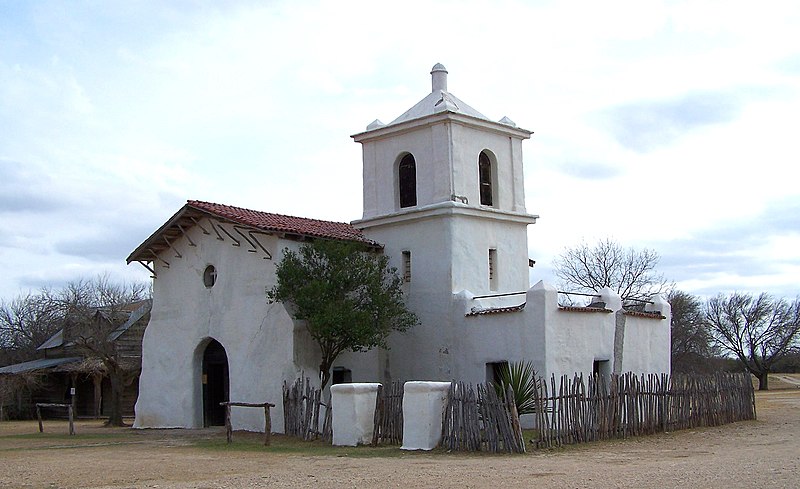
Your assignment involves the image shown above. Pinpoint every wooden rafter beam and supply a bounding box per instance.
[162,236,182,258]
[217,224,240,247]
[190,216,210,235]
[149,249,170,269]
[234,226,273,259]
[208,220,225,241]
[136,260,157,278]
[177,224,196,247]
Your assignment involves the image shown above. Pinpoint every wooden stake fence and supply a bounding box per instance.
[282,377,331,441]
[441,382,526,453]
[371,382,404,446]
[534,372,755,449]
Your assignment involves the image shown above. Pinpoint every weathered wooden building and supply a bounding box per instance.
[0,300,151,419]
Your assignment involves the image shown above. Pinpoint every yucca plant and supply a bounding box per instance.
[493,360,542,415]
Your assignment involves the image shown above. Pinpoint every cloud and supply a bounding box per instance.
[559,161,622,180]
[776,53,800,75]
[0,159,69,213]
[54,226,155,261]
[599,92,741,152]
[655,199,800,297]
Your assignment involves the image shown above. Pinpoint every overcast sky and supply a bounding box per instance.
[1,0,798,301]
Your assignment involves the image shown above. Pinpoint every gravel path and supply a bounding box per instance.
[1,389,798,488]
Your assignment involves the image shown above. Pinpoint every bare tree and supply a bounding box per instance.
[704,293,800,390]
[554,238,671,301]
[58,277,149,426]
[668,290,717,374]
[0,372,44,420]
[0,291,63,366]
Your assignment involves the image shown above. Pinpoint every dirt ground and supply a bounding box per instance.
[1,386,799,489]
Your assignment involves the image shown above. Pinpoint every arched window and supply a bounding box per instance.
[479,151,494,206]
[398,154,417,208]
[203,265,217,288]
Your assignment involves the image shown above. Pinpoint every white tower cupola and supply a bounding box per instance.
[351,64,538,296]
[431,63,448,92]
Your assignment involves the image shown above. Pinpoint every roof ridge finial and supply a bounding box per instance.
[431,63,447,93]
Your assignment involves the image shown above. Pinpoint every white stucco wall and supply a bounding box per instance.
[401,381,451,450]
[330,383,381,446]
[619,295,671,375]
[134,219,317,433]
[355,114,532,220]
[364,280,672,390]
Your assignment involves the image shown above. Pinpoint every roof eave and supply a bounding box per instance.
[352,110,533,143]
[126,203,196,264]
[127,202,382,264]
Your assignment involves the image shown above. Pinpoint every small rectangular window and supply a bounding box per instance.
[332,367,352,385]
[486,361,509,385]
[593,360,610,377]
[488,248,498,291]
[402,251,411,283]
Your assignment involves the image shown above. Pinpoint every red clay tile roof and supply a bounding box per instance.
[186,201,374,244]
[623,310,666,319]
[127,200,379,263]
[466,303,526,317]
[558,305,613,313]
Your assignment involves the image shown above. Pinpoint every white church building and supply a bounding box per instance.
[128,64,670,432]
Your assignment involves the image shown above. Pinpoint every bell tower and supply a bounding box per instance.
[351,63,538,297]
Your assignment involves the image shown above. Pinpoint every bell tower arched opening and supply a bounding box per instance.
[201,339,229,427]
[478,150,497,207]
[398,153,417,208]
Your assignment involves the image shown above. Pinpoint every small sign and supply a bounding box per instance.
[70,387,76,396]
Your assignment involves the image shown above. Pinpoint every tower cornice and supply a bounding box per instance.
[352,200,538,230]
[352,110,533,144]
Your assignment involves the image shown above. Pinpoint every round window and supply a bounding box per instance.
[203,265,217,288]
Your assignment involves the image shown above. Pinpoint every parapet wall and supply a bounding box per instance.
[455,281,671,381]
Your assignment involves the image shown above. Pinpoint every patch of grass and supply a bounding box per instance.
[1,432,133,441]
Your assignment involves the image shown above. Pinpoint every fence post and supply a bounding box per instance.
[37,405,43,433]
[225,404,232,444]
[506,384,525,453]
[371,383,384,447]
[68,405,75,436]
[264,405,272,446]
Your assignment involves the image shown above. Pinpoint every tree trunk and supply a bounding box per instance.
[106,369,126,426]
[319,362,331,391]
[757,371,769,391]
[93,374,102,419]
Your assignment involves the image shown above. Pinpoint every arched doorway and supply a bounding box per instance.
[202,339,229,426]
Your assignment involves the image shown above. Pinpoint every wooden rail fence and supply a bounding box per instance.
[35,403,75,435]
[533,372,756,449]
[219,401,274,445]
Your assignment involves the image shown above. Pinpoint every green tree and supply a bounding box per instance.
[704,293,800,390]
[267,240,417,389]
